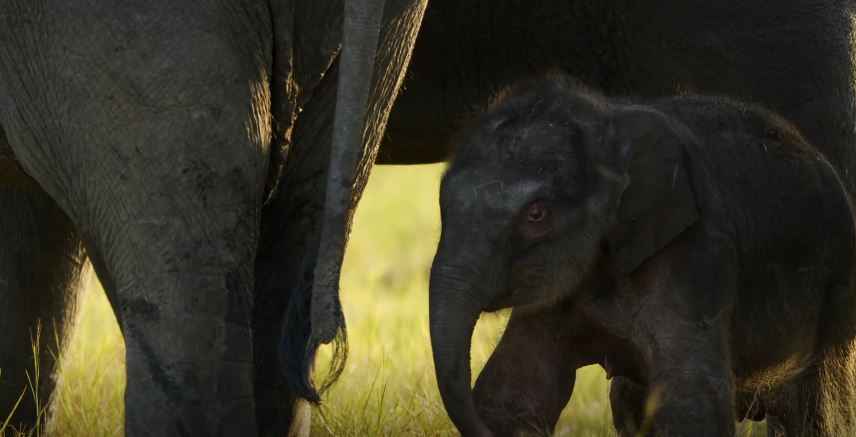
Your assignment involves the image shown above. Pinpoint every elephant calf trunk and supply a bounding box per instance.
[429,269,494,437]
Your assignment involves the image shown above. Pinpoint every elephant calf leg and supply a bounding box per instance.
[473,308,577,436]
[647,369,735,436]
[609,376,652,437]
[0,187,88,432]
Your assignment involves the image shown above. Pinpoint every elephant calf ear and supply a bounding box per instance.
[602,108,700,274]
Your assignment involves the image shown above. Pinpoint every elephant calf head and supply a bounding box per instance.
[429,78,699,435]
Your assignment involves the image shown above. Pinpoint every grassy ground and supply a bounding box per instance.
[4,164,766,436]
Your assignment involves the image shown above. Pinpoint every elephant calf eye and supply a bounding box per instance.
[520,201,554,237]
[526,202,549,223]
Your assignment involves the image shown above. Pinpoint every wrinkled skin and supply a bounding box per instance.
[0,0,426,435]
[1,0,856,435]
[430,79,856,436]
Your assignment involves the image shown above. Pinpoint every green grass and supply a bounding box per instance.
[4,164,766,436]
[311,164,621,436]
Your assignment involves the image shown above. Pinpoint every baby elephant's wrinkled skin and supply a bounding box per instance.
[429,78,856,437]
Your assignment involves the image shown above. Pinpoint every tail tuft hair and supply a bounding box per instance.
[279,251,348,403]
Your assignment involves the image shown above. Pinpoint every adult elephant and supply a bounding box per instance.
[383,1,856,188]
[0,0,427,436]
[0,0,854,436]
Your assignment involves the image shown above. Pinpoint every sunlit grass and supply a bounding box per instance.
[4,164,767,436]
[50,286,125,437]
[313,164,618,436]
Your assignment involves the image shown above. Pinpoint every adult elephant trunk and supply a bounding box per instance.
[429,263,495,437]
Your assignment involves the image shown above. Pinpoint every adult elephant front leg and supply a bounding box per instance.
[0,4,273,434]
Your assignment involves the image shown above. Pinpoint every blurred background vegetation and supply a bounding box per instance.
[8,164,764,436]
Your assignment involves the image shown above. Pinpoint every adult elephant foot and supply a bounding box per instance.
[0,186,89,433]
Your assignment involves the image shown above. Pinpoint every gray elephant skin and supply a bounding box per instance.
[0,0,428,435]
[429,78,856,436]
[1,0,855,436]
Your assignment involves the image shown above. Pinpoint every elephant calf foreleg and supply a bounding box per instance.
[473,308,577,436]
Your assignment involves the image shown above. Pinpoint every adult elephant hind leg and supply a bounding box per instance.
[78,90,271,435]
[78,127,269,436]
[254,14,429,437]
[2,24,273,437]
[0,186,88,433]
[250,72,339,437]
[254,2,427,434]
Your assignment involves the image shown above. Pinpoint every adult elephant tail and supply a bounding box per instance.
[279,0,427,403]
[311,0,385,355]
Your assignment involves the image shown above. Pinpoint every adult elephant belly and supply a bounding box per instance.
[379,0,856,193]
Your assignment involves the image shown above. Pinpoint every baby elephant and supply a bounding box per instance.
[429,78,856,437]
